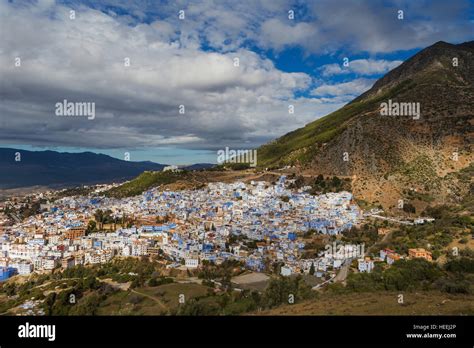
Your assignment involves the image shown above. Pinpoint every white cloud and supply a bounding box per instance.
[306,0,473,54]
[60,0,473,55]
[320,59,403,76]
[351,59,403,75]
[311,78,376,97]
[259,18,318,51]
[0,0,338,150]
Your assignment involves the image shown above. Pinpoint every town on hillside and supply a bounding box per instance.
[0,175,438,308]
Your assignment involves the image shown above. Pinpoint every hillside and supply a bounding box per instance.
[258,41,474,209]
[104,170,191,198]
[103,168,267,198]
[0,148,166,189]
[257,291,474,315]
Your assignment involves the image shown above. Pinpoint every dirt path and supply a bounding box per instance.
[32,277,82,290]
[334,262,350,284]
[130,289,167,310]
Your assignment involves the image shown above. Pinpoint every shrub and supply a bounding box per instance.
[445,257,474,273]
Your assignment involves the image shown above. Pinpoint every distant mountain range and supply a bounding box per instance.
[0,148,213,189]
[258,41,474,209]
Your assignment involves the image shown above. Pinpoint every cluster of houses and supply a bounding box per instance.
[281,243,365,278]
[0,176,364,280]
[357,247,433,273]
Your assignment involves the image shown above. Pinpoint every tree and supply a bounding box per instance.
[445,257,474,273]
[178,299,221,315]
[331,176,341,188]
[85,220,97,235]
[262,276,312,308]
[43,293,57,315]
[94,210,105,230]
[403,203,416,214]
[148,278,158,287]
[83,276,99,290]
[309,263,315,276]
[69,294,101,315]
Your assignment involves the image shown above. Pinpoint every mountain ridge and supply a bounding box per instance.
[0,148,167,189]
[258,40,474,209]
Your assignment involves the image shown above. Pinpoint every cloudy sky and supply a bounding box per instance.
[1,0,473,164]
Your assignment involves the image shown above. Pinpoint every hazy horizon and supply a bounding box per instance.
[0,144,218,165]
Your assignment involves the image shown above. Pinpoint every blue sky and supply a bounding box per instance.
[1,0,473,164]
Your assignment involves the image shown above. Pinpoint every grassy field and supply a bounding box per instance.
[97,283,211,315]
[257,291,474,315]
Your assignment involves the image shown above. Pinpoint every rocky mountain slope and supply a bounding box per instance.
[258,41,474,209]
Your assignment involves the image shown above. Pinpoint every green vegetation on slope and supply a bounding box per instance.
[369,200,473,260]
[53,186,95,199]
[0,257,315,316]
[176,275,314,315]
[393,154,441,191]
[340,250,474,295]
[257,79,416,167]
[104,170,189,198]
[308,174,351,194]
[0,258,172,315]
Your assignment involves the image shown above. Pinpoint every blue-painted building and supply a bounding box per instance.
[28,239,45,246]
[203,243,213,252]
[288,232,297,241]
[0,267,17,281]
